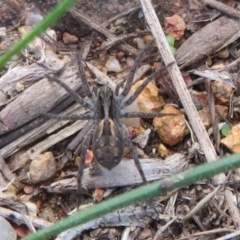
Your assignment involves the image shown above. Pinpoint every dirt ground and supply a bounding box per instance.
[1,0,240,239]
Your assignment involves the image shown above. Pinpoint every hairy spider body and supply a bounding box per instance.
[88,85,125,170]
[44,41,174,207]
[92,118,124,170]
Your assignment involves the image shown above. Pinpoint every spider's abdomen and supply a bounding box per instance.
[92,119,124,170]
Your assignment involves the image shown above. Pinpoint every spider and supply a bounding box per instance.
[43,41,174,206]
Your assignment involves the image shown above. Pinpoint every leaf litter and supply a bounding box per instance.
[1,0,240,239]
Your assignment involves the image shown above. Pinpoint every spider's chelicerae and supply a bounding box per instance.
[44,41,174,205]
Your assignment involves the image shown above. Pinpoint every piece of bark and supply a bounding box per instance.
[0,64,79,132]
[176,16,240,69]
[0,51,64,97]
[44,153,187,192]
[0,155,22,189]
[200,0,240,20]
[83,154,187,188]
[0,86,84,148]
[56,202,162,240]
[0,206,52,229]
[0,105,86,160]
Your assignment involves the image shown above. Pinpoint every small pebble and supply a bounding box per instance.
[116,51,124,60]
[133,37,146,50]
[153,106,189,146]
[105,56,122,72]
[157,143,169,158]
[29,152,56,183]
[25,202,38,216]
[40,205,55,222]
[23,185,35,195]
[218,48,229,59]
[132,129,151,149]
[131,80,165,112]
[126,57,135,68]
[0,40,11,50]
[143,34,154,44]
[62,32,79,44]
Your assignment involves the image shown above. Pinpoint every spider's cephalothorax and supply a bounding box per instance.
[44,40,174,206]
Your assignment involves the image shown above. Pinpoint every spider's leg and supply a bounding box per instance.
[76,126,95,210]
[119,122,147,183]
[46,75,94,110]
[76,52,96,101]
[41,112,93,121]
[121,112,176,118]
[67,120,94,154]
[117,39,155,99]
[121,62,174,109]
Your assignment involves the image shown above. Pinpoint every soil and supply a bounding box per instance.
[1,0,240,239]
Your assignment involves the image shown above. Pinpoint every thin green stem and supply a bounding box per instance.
[0,0,78,70]
[23,153,240,240]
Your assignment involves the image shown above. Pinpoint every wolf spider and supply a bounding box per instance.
[44,41,174,206]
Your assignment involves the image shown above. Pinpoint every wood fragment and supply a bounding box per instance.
[0,105,86,159]
[16,117,86,161]
[56,202,162,240]
[43,154,188,191]
[0,155,22,189]
[0,64,79,131]
[0,206,52,229]
[83,155,187,188]
[200,0,240,19]
[0,87,84,148]
[176,17,240,68]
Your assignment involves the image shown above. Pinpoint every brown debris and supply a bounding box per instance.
[164,14,186,40]
[93,188,105,202]
[198,105,228,128]
[212,81,232,105]
[191,90,208,110]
